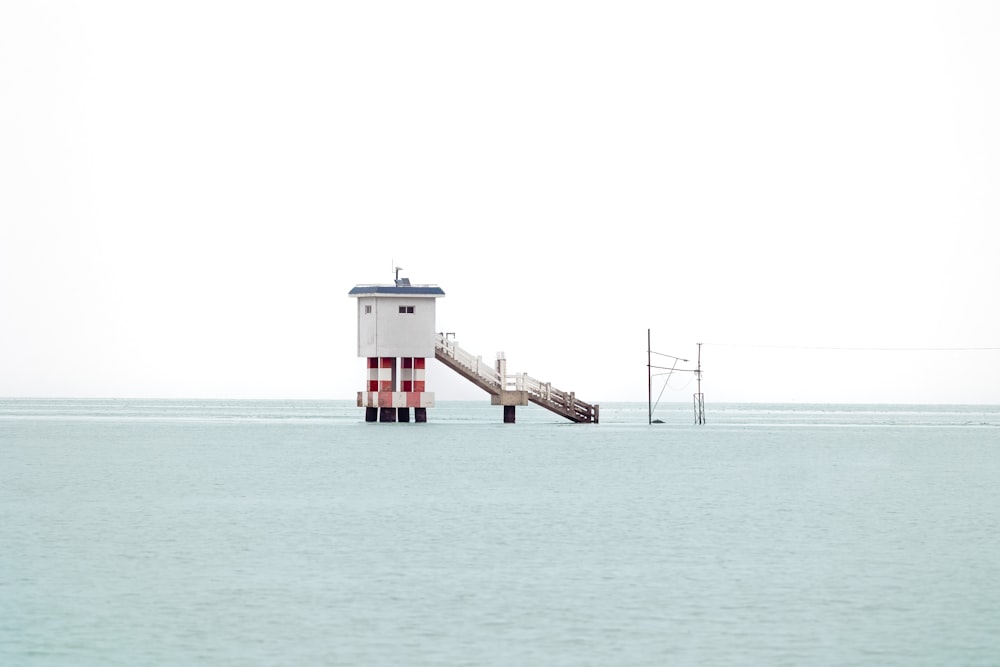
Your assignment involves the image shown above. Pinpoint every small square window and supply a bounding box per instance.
[364,305,372,314]
[399,306,414,314]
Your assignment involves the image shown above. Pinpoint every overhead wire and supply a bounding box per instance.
[701,343,1000,351]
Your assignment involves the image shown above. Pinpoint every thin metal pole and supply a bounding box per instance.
[648,329,652,425]
[694,342,705,425]
[697,342,702,397]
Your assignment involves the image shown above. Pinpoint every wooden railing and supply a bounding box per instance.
[434,333,599,423]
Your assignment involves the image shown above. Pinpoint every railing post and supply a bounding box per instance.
[496,353,507,390]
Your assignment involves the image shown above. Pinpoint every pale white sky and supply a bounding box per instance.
[2,1,998,404]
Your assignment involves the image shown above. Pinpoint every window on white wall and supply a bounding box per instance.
[398,306,414,314]
[364,305,372,314]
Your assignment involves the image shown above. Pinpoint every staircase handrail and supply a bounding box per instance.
[435,334,503,388]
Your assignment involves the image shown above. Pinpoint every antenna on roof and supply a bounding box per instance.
[393,265,409,287]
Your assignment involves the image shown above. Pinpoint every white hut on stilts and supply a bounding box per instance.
[348,272,444,422]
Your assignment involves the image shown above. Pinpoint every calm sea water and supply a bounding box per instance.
[2,399,999,666]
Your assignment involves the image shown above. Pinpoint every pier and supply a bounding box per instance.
[435,334,599,423]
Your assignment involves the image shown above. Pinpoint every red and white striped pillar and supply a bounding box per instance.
[362,357,397,422]
[400,357,428,422]
[400,357,425,392]
[359,356,432,423]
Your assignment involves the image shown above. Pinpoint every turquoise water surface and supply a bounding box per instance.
[2,399,999,666]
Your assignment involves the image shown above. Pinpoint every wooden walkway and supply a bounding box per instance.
[434,334,599,423]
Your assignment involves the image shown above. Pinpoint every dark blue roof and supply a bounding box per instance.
[348,284,445,297]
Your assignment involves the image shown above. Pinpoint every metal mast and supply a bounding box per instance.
[648,329,653,425]
[693,342,705,424]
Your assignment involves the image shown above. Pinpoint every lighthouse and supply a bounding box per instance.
[348,271,445,422]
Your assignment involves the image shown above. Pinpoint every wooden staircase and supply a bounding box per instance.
[434,334,599,423]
